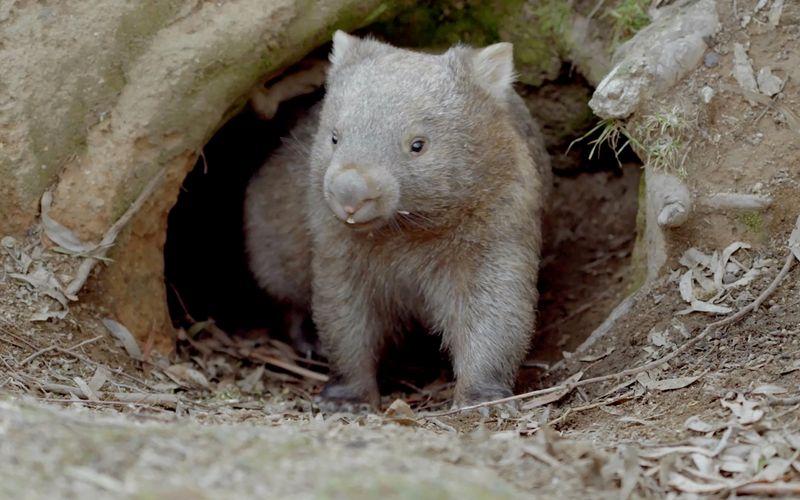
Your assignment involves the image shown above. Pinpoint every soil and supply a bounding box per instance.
[2,1,800,498]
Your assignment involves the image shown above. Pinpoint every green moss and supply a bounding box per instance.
[737,211,764,234]
[505,0,570,85]
[373,0,518,49]
[627,171,648,294]
[605,0,651,51]
[373,0,574,86]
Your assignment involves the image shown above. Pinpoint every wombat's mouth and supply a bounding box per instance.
[338,215,387,232]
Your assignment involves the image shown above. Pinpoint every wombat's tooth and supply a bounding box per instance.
[346,216,356,224]
[398,210,410,215]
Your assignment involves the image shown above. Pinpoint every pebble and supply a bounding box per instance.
[703,51,720,68]
[701,85,715,103]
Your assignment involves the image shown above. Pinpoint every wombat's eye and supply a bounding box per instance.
[331,130,339,145]
[409,138,426,155]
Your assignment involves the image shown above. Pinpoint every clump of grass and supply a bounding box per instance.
[737,211,763,233]
[635,105,695,177]
[605,0,651,49]
[568,117,643,166]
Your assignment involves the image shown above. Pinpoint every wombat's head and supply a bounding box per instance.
[314,31,518,231]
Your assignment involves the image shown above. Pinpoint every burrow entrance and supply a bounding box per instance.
[164,49,642,394]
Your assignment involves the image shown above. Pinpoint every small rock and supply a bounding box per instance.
[768,0,784,27]
[740,14,751,28]
[701,85,715,103]
[732,43,758,96]
[757,67,783,96]
[703,51,720,67]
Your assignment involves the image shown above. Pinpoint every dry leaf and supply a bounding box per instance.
[668,472,729,493]
[101,318,142,360]
[88,366,110,393]
[789,214,800,262]
[756,457,794,482]
[768,0,784,27]
[73,377,99,401]
[521,372,583,410]
[676,300,733,316]
[579,347,615,363]
[679,270,694,302]
[721,394,764,425]
[637,372,704,391]
[385,399,416,426]
[685,415,724,433]
[781,359,800,375]
[751,384,787,395]
[164,364,211,390]
[40,191,97,254]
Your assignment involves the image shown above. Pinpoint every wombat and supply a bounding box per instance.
[244,31,551,409]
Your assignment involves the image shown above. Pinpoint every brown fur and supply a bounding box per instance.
[244,32,551,408]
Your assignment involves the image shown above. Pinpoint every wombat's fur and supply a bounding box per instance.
[244,32,550,408]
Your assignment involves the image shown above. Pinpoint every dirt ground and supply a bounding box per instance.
[2,1,800,498]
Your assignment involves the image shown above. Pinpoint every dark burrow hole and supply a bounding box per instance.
[164,56,643,397]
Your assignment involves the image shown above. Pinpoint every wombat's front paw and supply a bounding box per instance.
[314,379,378,413]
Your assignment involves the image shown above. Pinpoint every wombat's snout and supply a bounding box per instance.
[326,167,383,226]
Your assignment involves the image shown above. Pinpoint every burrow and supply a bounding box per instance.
[163,20,643,393]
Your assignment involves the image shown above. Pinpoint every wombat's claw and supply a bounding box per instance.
[314,381,377,414]
[454,388,520,417]
[313,396,372,414]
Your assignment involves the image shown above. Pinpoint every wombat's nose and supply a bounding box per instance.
[329,170,380,223]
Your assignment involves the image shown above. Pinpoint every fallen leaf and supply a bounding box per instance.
[102,318,142,360]
[385,399,416,426]
[579,347,615,363]
[733,43,758,100]
[756,458,794,482]
[40,191,97,254]
[647,328,669,348]
[521,372,583,410]
[721,394,764,425]
[720,455,748,473]
[88,366,110,393]
[164,364,211,390]
[73,377,99,401]
[679,270,694,302]
[789,214,800,262]
[668,472,730,493]
[685,415,725,433]
[637,372,704,391]
[768,0,784,27]
[676,300,733,315]
[781,359,800,375]
[752,384,788,395]
[716,242,750,289]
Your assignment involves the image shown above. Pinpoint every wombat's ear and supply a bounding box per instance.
[329,30,390,68]
[330,30,358,66]
[470,43,516,100]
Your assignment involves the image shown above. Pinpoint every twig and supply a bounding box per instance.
[0,324,39,350]
[248,350,329,382]
[422,251,796,418]
[35,397,172,408]
[17,346,57,367]
[545,391,634,427]
[35,382,178,408]
[17,335,103,367]
[736,482,800,496]
[66,169,166,296]
[767,395,800,406]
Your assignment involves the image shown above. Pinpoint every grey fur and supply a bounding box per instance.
[244,33,551,408]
